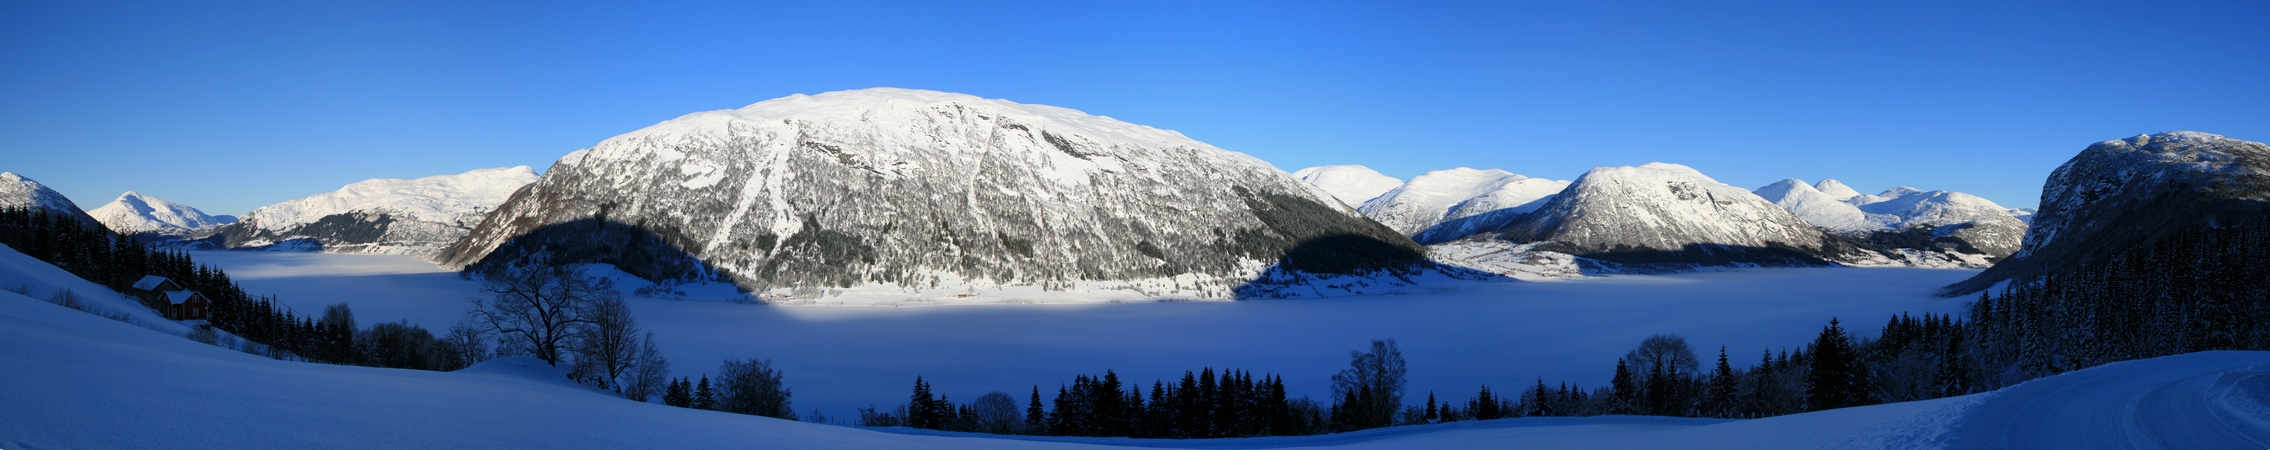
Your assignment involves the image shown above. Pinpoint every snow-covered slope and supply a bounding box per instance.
[0,172,103,229]
[1292,165,1403,208]
[1754,179,1874,233]
[1357,167,1569,242]
[208,166,538,256]
[436,88,1426,299]
[88,191,237,234]
[1486,163,1830,267]
[1946,131,2270,295]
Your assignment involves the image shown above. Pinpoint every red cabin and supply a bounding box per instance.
[164,290,210,322]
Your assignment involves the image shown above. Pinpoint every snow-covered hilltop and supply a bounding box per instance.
[1754,178,2027,266]
[1348,168,1568,242]
[88,191,236,234]
[437,88,1428,300]
[206,166,538,256]
[1945,131,2270,295]
[1292,165,1403,208]
[1482,163,1831,267]
[0,172,103,229]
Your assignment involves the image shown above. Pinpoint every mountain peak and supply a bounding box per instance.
[1291,165,1403,207]
[89,191,233,234]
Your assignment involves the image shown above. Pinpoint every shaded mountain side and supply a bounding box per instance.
[1943,131,2270,296]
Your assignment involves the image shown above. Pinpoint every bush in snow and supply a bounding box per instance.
[715,358,794,419]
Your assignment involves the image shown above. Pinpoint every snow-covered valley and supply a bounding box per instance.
[180,250,1983,418]
[4,254,2265,449]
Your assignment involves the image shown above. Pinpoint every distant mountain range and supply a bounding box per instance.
[1296,162,2031,274]
[14,86,2256,301]
[197,167,539,255]
[88,191,236,234]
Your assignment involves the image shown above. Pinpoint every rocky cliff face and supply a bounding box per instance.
[1944,131,2270,296]
[205,167,537,256]
[436,88,1425,299]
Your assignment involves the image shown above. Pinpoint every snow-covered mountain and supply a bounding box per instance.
[1753,179,2027,264]
[436,88,1428,299]
[87,191,236,234]
[1355,168,1569,243]
[0,172,103,229]
[1483,163,1831,267]
[1945,131,2270,296]
[206,166,538,256]
[1291,165,1402,208]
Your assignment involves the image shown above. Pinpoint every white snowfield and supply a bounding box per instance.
[240,165,538,228]
[1354,167,1568,238]
[4,277,2266,449]
[1752,179,2025,236]
[1291,165,1403,208]
[88,190,236,233]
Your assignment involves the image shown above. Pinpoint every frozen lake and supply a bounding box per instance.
[190,251,1979,417]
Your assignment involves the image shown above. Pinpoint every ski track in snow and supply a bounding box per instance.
[1948,351,2270,449]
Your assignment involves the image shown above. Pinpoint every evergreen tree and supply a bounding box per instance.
[1609,358,1638,414]
[1026,386,1047,435]
[693,375,718,410]
[1807,318,1858,411]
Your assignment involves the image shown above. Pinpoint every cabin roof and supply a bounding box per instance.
[132,275,174,291]
[164,290,204,305]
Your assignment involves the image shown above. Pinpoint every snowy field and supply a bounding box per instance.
[188,251,1982,418]
[4,277,2267,449]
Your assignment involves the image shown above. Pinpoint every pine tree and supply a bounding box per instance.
[1807,318,1857,411]
[1703,346,1738,418]
[1026,386,1047,435]
[693,375,718,410]
[1609,358,1638,414]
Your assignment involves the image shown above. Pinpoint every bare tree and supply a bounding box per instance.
[1332,338,1407,428]
[1625,334,1700,381]
[466,256,611,366]
[443,317,492,369]
[573,293,639,390]
[621,332,671,402]
[970,391,1021,434]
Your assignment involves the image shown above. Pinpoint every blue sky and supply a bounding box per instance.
[3,1,2265,214]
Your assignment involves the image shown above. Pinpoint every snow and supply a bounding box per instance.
[8,265,2268,449]
[1291,165,1403,208]
[1753,179,1875,233]
[0,171,96,223]
[7,243,2268,448]
[239,166,539,229]
[1502,162,1826,255]
[192,250,1980,420]
[88,190,236,234]
[1814,178,1864,201]
[1357,167,1569,237]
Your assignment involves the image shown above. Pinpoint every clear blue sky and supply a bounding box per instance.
[3,1,2265,214]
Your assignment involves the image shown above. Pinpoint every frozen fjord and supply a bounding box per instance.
[190,251,1979,416]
